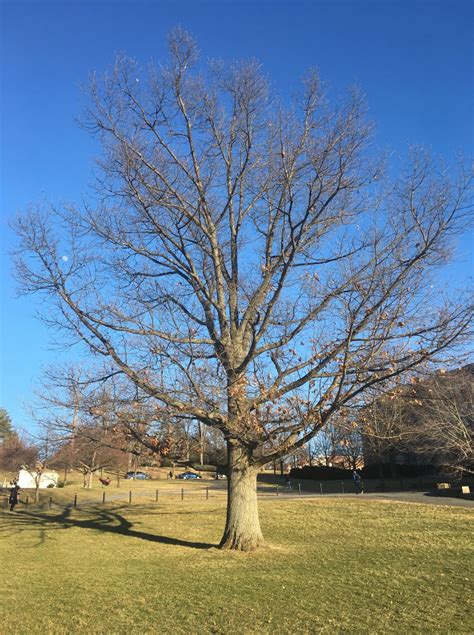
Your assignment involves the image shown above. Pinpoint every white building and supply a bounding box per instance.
[17,469,59,489]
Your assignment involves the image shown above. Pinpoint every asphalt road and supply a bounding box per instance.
[258,489,474,508]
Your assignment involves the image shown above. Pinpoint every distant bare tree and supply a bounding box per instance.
[0,433,44,501]
[13,29,473,550]
[49,441,78,485]
[0,432,39,474]
[68,431,123,489]
[415,367,473,475]
[358,367,473,477]
[21,461,48,503]
[34,365,172,468]
[311,425,339,467]
[334,423,364,471]
[357,385,414,478]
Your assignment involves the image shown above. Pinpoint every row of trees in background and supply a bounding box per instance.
[3,362,471,492]
[0,408,39,476]
[0,398,228,490]
[2,361,472,491]
[0,408,44,501]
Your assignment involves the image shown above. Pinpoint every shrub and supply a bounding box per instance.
[290,466,352,480]
[361,463,437,478]
[192,464,217,473]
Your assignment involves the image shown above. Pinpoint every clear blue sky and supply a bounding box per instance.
[1,0,473,433]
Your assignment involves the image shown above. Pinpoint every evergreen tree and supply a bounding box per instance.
[0,408,13,443]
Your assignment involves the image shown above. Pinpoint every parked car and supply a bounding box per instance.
[215,472,227,479]
[125,471,151,480]
[177,472,202,480]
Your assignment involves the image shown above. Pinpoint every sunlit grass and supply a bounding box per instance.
[1,497,472,634]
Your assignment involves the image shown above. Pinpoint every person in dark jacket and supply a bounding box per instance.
[352,470,363,494]
[9,481,20,511]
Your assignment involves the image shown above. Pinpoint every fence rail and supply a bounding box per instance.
[1,483,310,510]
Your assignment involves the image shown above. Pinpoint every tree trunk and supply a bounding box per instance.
[198,422,205,466]
[389,449,397,478]
[220,442,264,551]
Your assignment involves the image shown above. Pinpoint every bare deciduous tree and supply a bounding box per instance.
[357,382,419,478]
[21,461,47,503]
[409,366,473,475]
[420,364,474,474]
[34,366,172,481]
[334,423,364,471]
[356,365,474,480]
[13,30,473,550]
[309,425,340,467]
[0,432,39,475]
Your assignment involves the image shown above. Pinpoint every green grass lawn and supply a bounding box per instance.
[1,496,472,634]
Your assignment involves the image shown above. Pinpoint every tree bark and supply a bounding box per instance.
[198,422,205,466]
[220,441,264,551]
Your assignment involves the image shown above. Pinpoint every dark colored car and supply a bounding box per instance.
[177,472,202,480]
[125,471,151,480]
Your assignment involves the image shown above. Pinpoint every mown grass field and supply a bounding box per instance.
[1,494,472,634]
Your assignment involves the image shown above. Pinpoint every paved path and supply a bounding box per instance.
[258,490,474,508]
[355,491,474,508]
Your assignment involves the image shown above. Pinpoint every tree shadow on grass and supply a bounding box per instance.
[0,504,217,550]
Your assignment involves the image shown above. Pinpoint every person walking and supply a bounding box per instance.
[352,470,363,494]
[9,481,20,512]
